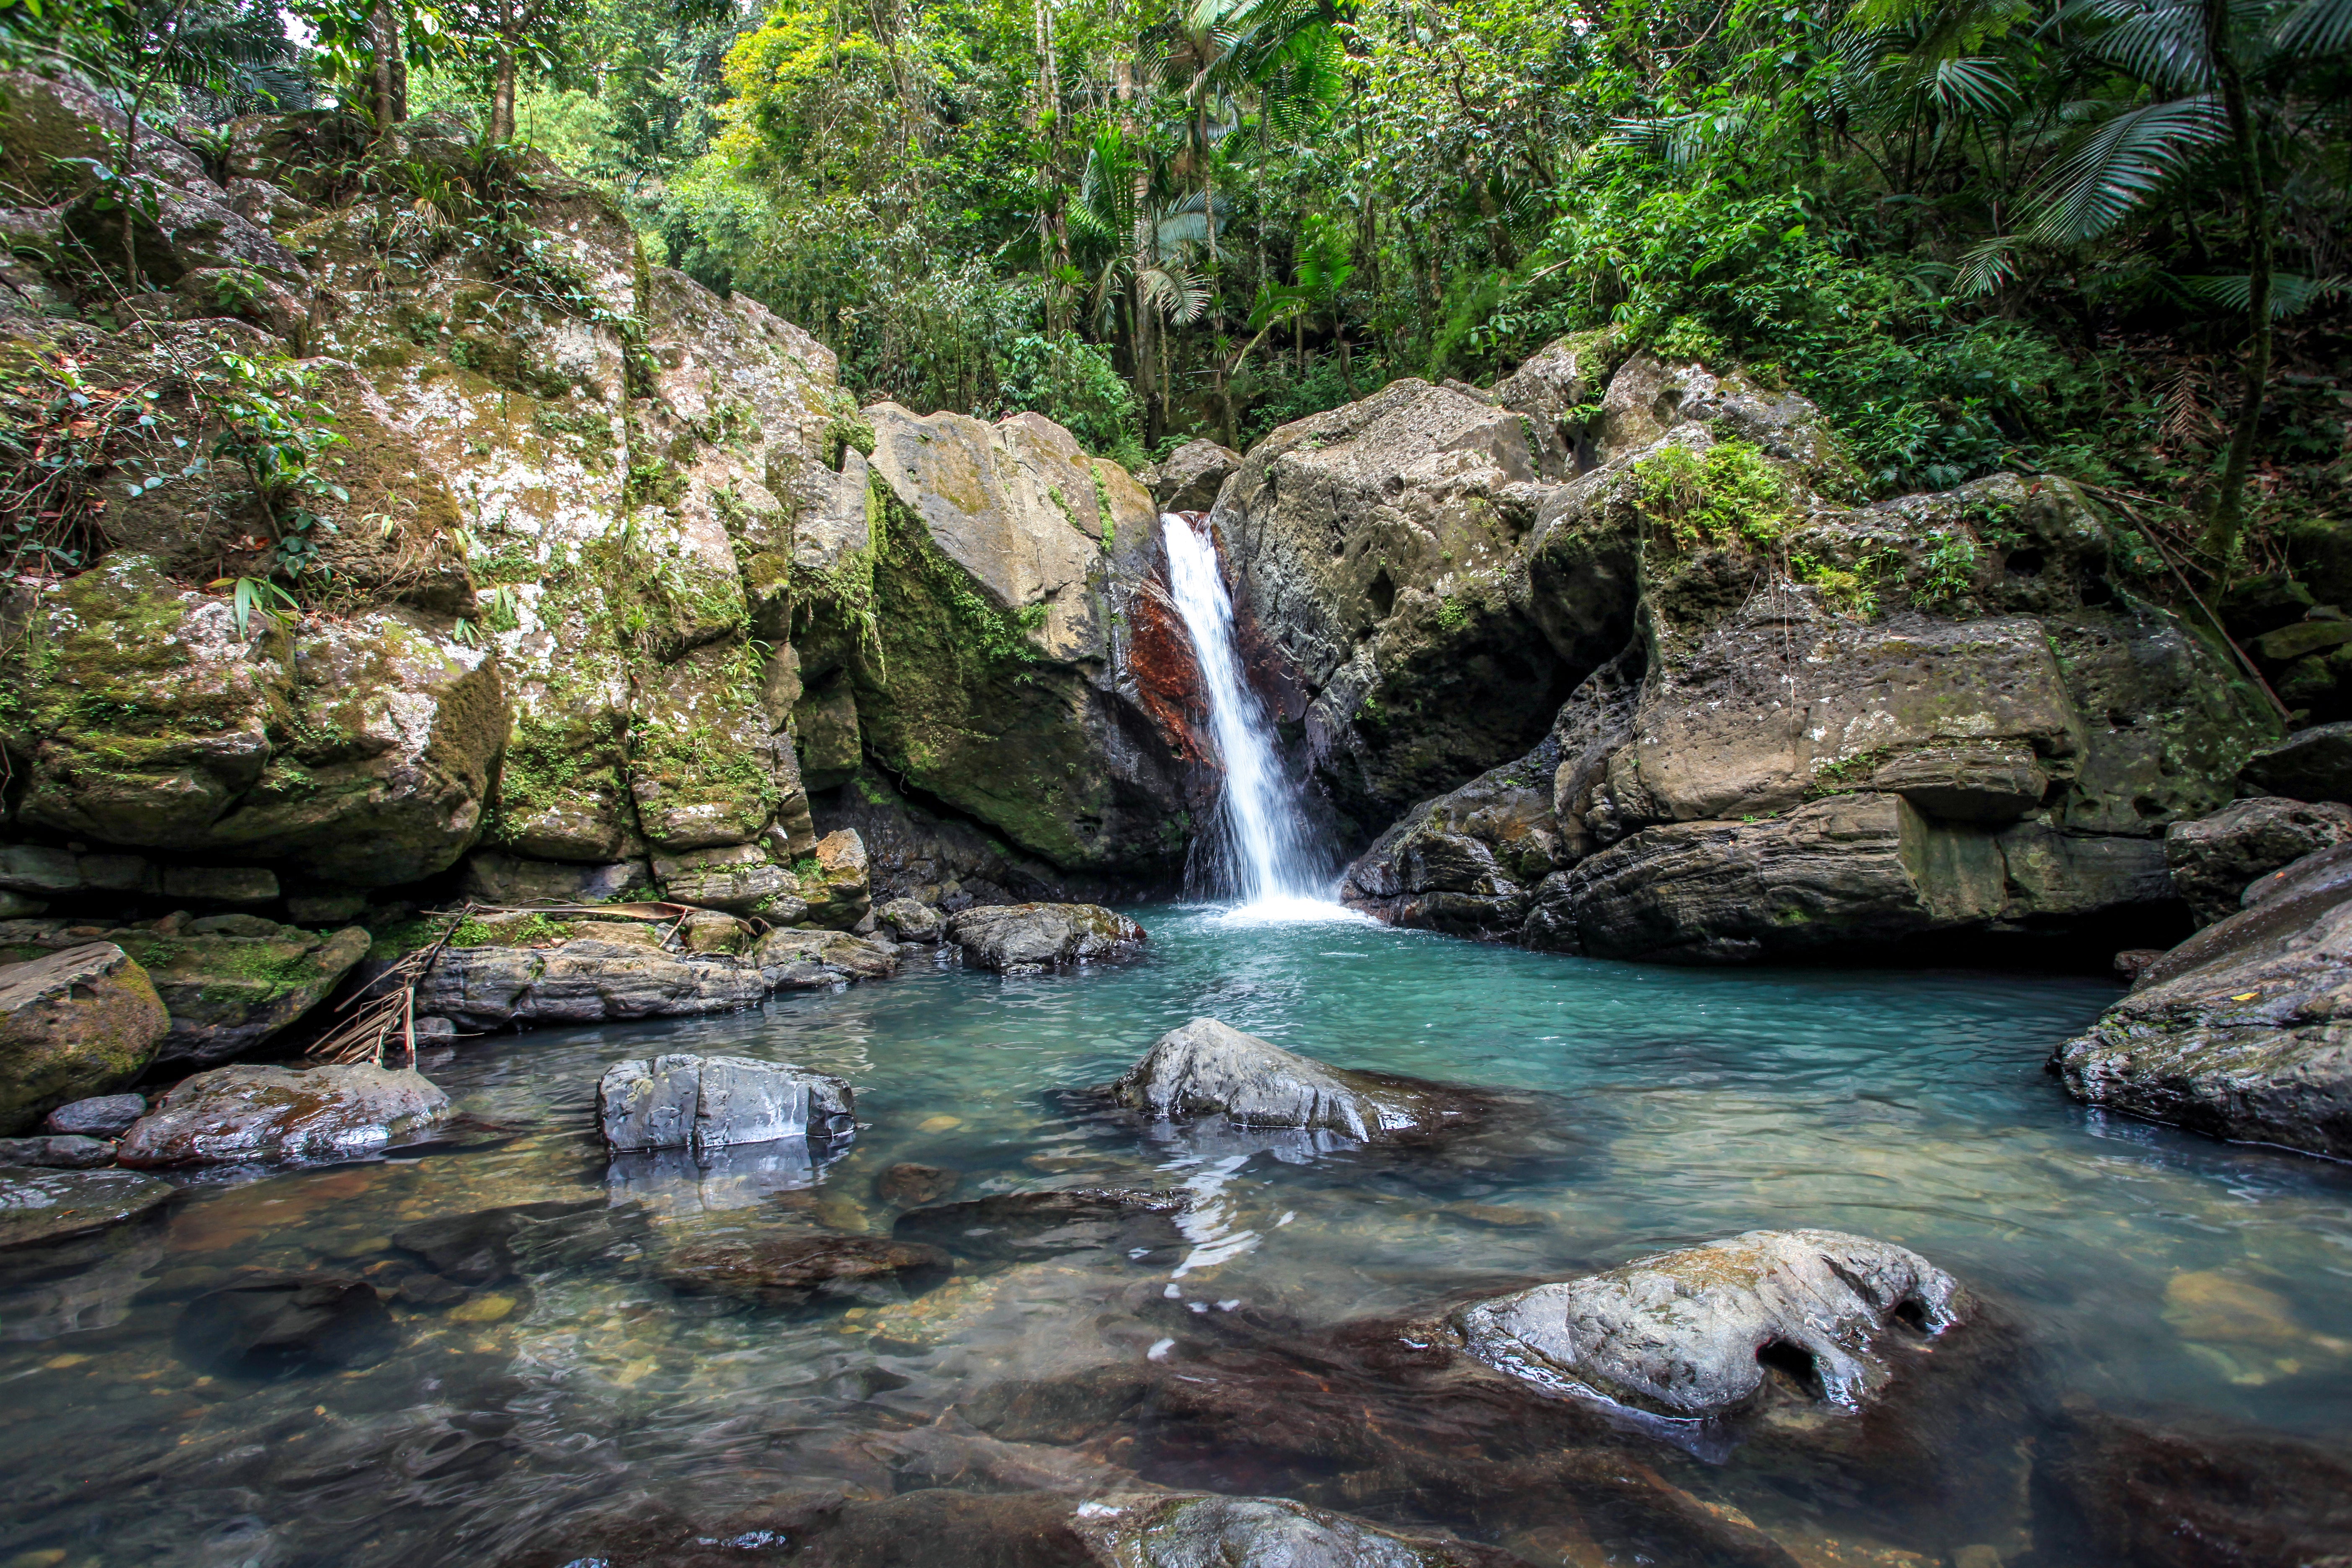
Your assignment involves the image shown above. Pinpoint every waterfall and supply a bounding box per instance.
[1161,513,1335,912]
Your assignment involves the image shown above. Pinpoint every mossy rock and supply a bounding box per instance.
[0,942,170,1135]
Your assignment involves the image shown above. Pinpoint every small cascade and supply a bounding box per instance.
[1161,513,1336,912]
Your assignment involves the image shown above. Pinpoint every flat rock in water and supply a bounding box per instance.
[1451,1228,1965,1418]
[0,1166,173,1248]
[944,903,1145,972]
[116,1064,451,1168]
[1070,1491,1519,1568]
[174,1274,397,1375]
[892,1187,1190,1264]
[1100,1016,1486,1142]
[658,1231,950,1305]
[876,1161,960,1207]
[2034,1410,2352,1568]
[390,1199,611,1284]
[597,1053,855,1154]
[2053,843,2352,1158]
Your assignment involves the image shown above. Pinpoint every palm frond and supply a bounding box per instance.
[2178,271,2347,315]
[2274,0,2352,52]
[2023,94,2226,242]
[1954,232,2023,295]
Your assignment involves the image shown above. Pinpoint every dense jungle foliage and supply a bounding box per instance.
[6,0,2349,587]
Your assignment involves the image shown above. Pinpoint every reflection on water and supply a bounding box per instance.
[3,906,2349,1565]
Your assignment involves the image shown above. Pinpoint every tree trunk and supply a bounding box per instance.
[370,0,400,132]
[2203,0,2272,560]
[489,0,519,147]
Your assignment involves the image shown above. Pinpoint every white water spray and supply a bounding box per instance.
[1161,513,1342,916]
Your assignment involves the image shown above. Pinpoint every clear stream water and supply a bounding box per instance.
[4,909,2349,1567]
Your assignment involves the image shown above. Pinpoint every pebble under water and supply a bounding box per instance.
[5,905,2350,1568]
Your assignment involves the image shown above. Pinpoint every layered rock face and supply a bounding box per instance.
[1303,344,2278,961]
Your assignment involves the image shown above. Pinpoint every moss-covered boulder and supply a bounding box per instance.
[0,943,169,1134]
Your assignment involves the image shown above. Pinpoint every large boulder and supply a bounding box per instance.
[2052,843,2352,1158]
[0,1165,175,1248]
[1138,438,1242,513]
[0,943,169,1134]
[2165,796,2352,925]
[596,1052,855,1154]
[2240,720,2352,805]
[413,939,771,1030]
[945,903,1145,972]
[116,1063,450,1166]
[1100,1017,1485,1142]
[1451,1228,1966,1418]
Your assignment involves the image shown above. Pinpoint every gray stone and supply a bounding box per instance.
[414,940,771,1030]
[2166,797,2352,925]
[1140,438,1242,513]
[0,891,47,918]
[597,1052,854,1153]
[44,1093,147,1137]
[0,842,152,896]
[754,927,900,984]
[658,1231,947,1305]
[0,942,170,1135]
[284,891,368,924]
[460,852,650,907]
[157,865,280,904]
[799,828,874,930]
[0,1135,115,1168]
[0,1166,174,1248]
[653,841,796,914]
[945,903,1145,972]
[1102,1017,1475,1142]
[1069,1491,1509,1568]
[2241,722,2352,805]
[1452,1228,1965,1418]
[116,1064,451,1167]
[678,909,753,954]
[2053,844,2352,1159]
[875,897,944,943]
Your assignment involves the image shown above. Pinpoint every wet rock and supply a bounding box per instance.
[1100,1017,1488,1142]
[0,1135,114,1168]
[2165,796,2352,925]
[413,939,770,1029]
[42,1093,146,1137]
[597,1052,855,1154]
[2239,720,2352,805]
[174,1275,396,1376]
[799,828,875,929]
[606,1139,853,1218]
[876,1161,960,1206]
[2053,843,2352,1158]
[657,1230,949,1305]
[2033,1411,2352,1568]
[116,1063,451,1167]
[0,942,169,1133]
[876,896,945,943]
[390,1198,616,1284]
[0,1166,172,1247]
[1069,1491,1523,1568]
[1343,757,1562,938]
[892,1187,1191,1264]
[1451,1228,1965,1418]
[1139,438,1241,513]
[946,903,1146,972]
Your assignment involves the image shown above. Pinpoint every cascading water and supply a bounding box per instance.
[1161,513,1338,913]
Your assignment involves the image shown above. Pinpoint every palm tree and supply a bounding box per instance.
[1073,129,1213,443]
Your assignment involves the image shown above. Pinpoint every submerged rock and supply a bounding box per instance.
[1451,1228,1965,1418]
[597,1052,855,1154]
[892,1187,1190,1264]
[876,1161,960,1206]
[1069,1491,1521,1568]
[657,1231,949,1305]
[0,942,169,1134]
[2053,843,2352,1158]
[1100,1017,1485,1142]
[391,1198,637,1286]
[116,1063,451,1167]
[2165,796,2352,926]
[946,903,1145,972]
[174,1275,397,1376]
[2034,1410,2352,1568]
[0,1165,173,1248]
